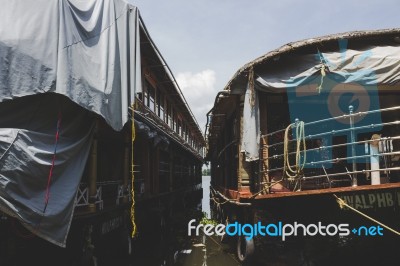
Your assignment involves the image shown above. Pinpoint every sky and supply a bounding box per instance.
[131,0,400,132]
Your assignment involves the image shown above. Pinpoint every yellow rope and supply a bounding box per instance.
[250,178,285,198]
[333,194,400,236]
[210,196,230,205]
[283,121,306,180]
[130,106,137,238]
[210,188,230,205]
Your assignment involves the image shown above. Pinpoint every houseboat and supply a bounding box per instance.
[205,29,400,262]
[0,0,204,265]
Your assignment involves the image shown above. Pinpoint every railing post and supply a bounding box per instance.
[349,105,357,187]
[370,134,381,185]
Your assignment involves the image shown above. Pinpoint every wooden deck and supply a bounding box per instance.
[252,182,400,200]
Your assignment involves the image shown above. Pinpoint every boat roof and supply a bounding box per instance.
[224,28,400,93]
[205,28,400,159]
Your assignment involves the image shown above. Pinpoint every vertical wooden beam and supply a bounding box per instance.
[259,92,270,194]
[238,103,251,190]
[88,120,98,212]
[260,136,269,193]
[154,147,160,194]
[144,139,151,197]
[169,152,174,192]
[123,132,130,203]
[154,85,158,114]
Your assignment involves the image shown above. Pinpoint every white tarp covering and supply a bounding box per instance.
[0,94,94,247]
[0,0,141,131]
[241,87,260,161]
[0,0,143,247]
[256,44,400,89]
[241,43,400,162]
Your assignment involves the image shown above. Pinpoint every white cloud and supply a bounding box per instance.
[176,69,218,132]
[177,69,216,96]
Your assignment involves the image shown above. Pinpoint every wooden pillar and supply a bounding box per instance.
[88,121,98,212]
[261,136,270,193]
[143,139,150,197]
[259,93,269,194]
[123,133,130,203]
[154,147,160,194]
[169,152,174,192]
[238,103,251,188]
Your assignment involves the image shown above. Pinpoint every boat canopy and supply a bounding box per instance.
[207,29,400,162]
[0,0,141,131]
[255,44,400,90]
[0,0,144,247]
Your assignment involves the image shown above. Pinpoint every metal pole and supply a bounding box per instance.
[349,105,357,187]
[370,134,381,185]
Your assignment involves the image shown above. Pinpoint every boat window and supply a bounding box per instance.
[172,110,176,131]
[177,119,182,136]
[148,87,155,111]
[165,101,170,125]
[143,87,148,107]
[157,92,164,119]
[145,80,155,112]
[184,125,188,141]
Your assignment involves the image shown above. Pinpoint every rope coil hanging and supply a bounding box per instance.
[283,120,307,180]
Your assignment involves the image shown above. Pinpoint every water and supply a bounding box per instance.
[129,175,240,266]
[173,175,240,266]
[202,176,211,218]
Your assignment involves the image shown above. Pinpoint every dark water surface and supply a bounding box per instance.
[130,175,240,266]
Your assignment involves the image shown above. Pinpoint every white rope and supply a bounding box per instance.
[283,121,307,180]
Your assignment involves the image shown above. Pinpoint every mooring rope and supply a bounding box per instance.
[210,195,230,205]
[333,194,400,236]
[210,188,229,205]
[130,105,137,238]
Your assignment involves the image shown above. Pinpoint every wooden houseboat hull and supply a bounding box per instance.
[206,28,400,262]
[0,0,205,264]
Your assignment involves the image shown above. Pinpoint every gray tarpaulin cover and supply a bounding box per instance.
[241,86,260,161]
[0,0,142,247]
[0,94,94,247]
[0,0,141,131]
[256,45,400,89]
[241,44,400,161]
